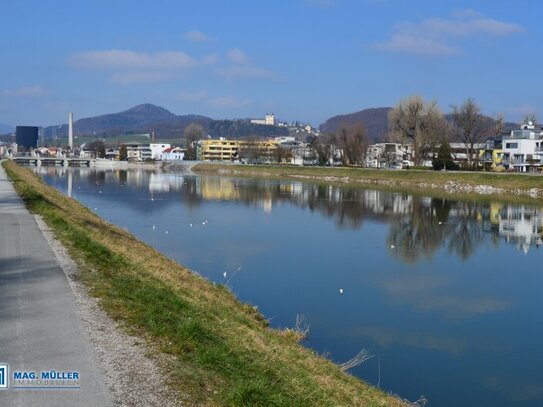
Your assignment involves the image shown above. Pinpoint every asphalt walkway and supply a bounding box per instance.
[0,163,112,406]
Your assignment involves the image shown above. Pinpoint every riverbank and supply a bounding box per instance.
[2,161,408,406]
[192,163,543,201]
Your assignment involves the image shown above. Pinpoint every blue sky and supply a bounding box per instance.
[0,0,540,127]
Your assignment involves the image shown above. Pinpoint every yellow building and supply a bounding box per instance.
[197,139,279,162]
[480,148,504,170]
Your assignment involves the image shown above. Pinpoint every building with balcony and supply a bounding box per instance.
[502,122,543,172]
[125,143,152,161]
[197,138,281,162]
[479,137,504,170]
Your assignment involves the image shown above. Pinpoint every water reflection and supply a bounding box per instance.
[39,166,543,260]
[36,166,543,406]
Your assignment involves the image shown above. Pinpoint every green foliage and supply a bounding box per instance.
[209,120,288,139]
[119,144,128,161]
[432,141,458,171]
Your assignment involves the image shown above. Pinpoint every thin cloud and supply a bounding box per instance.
[202,54,220,65]
[69,49,197,70]
[226,48,250,64]
[373,10,523,56]
[208,96,252,109]
[2,85,46,98]
[184,30,210,42]
[423,17,523,37]
[174,90,209,103]
[374,32,461,56]
[109,71,170,85]
[216,66,276,80]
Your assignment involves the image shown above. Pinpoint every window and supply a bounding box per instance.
[506,143,518,149]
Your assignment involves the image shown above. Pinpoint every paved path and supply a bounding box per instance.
[0,163,112,406]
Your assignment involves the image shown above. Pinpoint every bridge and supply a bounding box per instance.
[10,156,92,166]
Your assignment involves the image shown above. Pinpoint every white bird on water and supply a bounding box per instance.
[152,225,155,230]
[165,230,169,234]
[189,223,193,227]
[339,288,344,295]
[390,244,395,249]
[223,272,227,278]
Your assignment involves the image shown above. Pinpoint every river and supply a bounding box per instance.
[38,166,543,407]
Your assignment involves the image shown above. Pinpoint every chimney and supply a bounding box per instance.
[68,112,74,150]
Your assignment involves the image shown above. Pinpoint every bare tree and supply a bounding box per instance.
[451,98,487,167]
[494,113,505,137]
[183,123,204,160]
[184,123,204,144]
[523,113,537,125]
[337,125,368,166]
[389,96,445,166]
[86,140,106,158]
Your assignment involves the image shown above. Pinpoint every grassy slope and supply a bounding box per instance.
[3,161,405,407]
[193,164,543,194]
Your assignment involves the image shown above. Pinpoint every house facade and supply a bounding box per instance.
[502,122,543,172]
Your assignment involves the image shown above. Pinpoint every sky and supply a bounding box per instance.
[0,0,540,127]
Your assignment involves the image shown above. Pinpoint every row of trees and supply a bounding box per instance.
[314,96,521,169]
[388,96,508,167]
[178,96,528,168]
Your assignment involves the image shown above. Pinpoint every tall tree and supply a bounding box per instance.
[494,113,505,138]
[451,98,486,167]
[184,123,204,160]
[119,144,128,161]
[388,96,445,166]
[337,125,368,166]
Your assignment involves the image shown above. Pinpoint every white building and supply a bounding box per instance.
[125,143,152,161]
[150,143,171,160]
[502,122,543,172]
[366,143,413,169]
[291,146,318,166]
[251,113,275,126]
[161,146,185,161]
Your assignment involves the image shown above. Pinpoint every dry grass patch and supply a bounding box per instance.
[4,161,409,407]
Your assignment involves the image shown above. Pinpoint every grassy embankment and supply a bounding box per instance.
[193,163,543,201]
[3,160,406,407]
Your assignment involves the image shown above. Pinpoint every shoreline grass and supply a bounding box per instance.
[3,160,407,406]
[192,163,543,204]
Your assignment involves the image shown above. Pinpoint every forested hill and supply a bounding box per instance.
[43,104,287,139]
[320,107,519,142]
[319,107,392,142]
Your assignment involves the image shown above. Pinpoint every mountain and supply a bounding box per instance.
[43,103,287,139]
[320,107,519,142]
[44,104,206,138]
[319,107,392,142]
[0,122,14,134]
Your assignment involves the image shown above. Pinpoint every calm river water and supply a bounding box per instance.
[38,166,543,406]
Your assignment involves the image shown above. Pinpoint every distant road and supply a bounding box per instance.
[0,163,112,406]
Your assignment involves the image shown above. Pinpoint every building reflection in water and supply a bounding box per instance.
[37,167,543,259]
